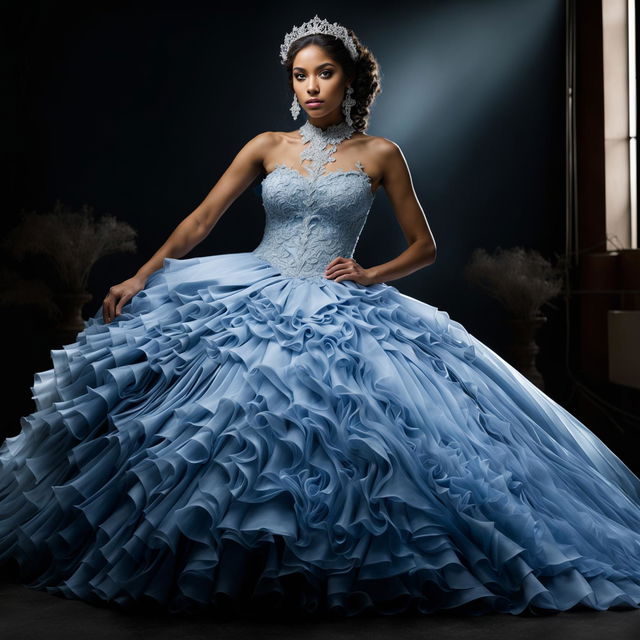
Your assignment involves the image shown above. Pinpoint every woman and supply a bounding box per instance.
[2,14,640,619]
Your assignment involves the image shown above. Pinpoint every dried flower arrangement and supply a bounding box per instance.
[0,199,138,338]
[464,246,564,319]
[464,246,564,388]
[1,199,137,293]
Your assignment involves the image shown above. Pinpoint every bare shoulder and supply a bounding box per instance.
[259,129,301,143]
[367,135,403,159]
[244,130,280,152]
[252,129,301,152]
[255,129,303,172]
[371,136,410,178]
[354,133,400,164]
[353,132,393,148]
[351,134,404,184]
[235,131,285,173]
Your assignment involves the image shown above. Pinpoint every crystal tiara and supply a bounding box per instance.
[279,14,359,65]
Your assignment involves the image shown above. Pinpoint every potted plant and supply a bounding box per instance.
[1,199,137,343]
[464,246,564,389]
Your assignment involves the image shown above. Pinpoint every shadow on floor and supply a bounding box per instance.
[2,579,640,640]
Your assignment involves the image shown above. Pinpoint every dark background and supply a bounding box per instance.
[2,0,566,440]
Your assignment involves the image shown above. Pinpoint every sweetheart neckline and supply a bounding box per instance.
[261,163,376,197]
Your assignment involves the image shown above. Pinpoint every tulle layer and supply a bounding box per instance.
[2,251,640,617]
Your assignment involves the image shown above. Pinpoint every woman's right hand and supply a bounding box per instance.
[102,274,148,324]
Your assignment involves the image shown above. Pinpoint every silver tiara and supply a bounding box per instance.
[280,14,359,65]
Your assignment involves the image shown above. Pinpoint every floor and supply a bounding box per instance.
[2,580,640,640]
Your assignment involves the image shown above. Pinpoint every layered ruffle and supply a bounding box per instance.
[2,251,640,617]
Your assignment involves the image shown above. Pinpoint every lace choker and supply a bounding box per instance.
[299,119,356,181]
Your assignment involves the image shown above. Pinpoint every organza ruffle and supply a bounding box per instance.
[2,251,640,617]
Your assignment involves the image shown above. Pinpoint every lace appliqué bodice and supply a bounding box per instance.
[252,121,376,282]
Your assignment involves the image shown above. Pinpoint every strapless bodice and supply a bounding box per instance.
[252,163,376,281]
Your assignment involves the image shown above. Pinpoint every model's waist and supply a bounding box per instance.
[251,243,356,280]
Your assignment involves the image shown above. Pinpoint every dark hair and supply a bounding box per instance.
[283,28,381,133]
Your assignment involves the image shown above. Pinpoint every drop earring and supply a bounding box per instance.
[342,86,355,126]
[290,93,301,120]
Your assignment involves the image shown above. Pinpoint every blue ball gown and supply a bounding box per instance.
[2,126,640,619]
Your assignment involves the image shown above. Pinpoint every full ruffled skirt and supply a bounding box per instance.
[2,251,640,617]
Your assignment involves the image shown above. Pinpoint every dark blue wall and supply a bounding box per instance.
[2,0,565,432]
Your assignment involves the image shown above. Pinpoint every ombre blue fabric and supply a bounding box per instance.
[2,165,640,617]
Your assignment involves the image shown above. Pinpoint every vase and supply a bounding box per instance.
[507,314,548,390]
[52,291,93,346]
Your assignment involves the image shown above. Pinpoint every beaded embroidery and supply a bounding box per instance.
[252,120,375,280]
[299,120,355,180]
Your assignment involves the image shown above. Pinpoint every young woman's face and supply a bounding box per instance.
[291,45,349,120]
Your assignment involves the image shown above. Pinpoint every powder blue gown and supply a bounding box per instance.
[2,155,640,618]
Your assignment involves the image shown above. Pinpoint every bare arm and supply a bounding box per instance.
[364,139,437,285]
[102,132,271,323]
[134,131,273,280]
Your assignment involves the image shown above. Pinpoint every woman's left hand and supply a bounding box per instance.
[324,257,376,285]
